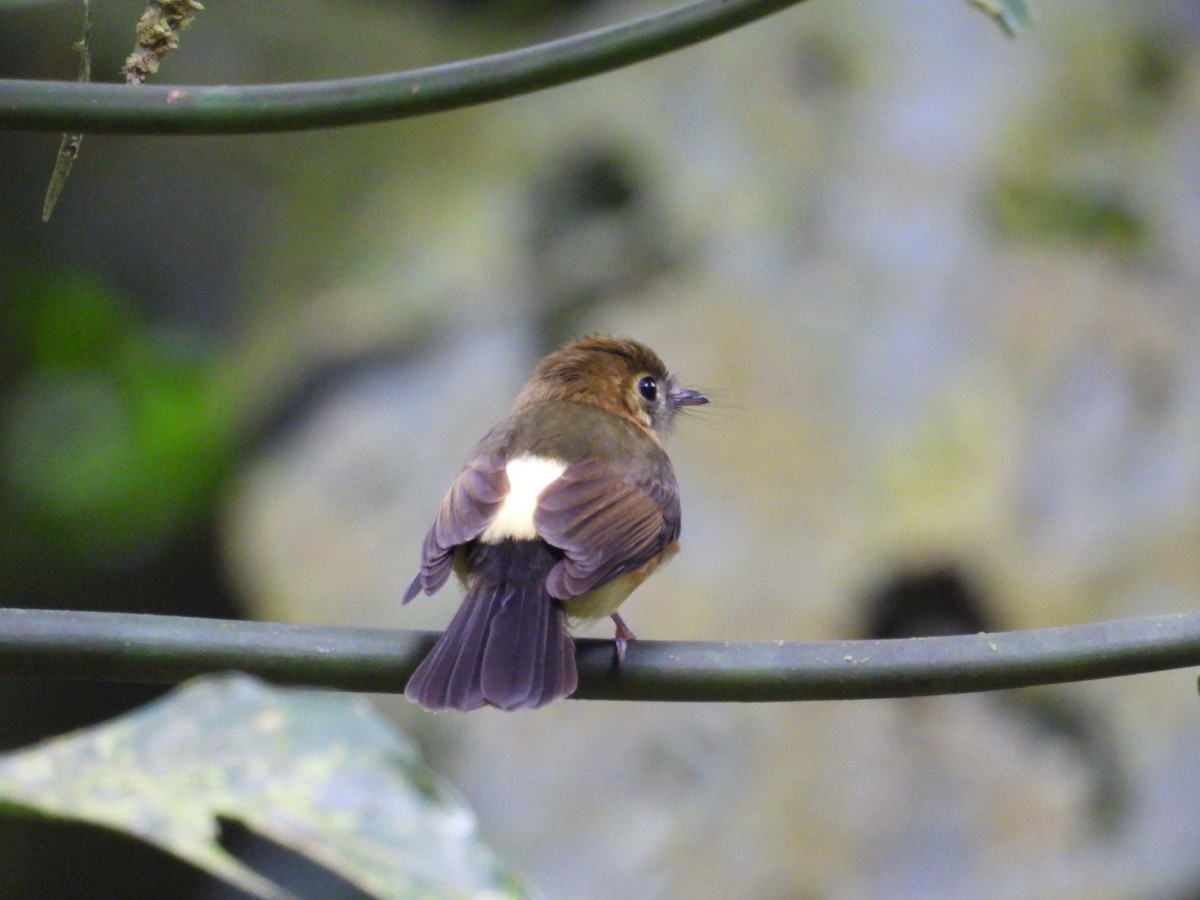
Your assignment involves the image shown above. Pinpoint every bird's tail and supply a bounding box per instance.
[404,541,578,711]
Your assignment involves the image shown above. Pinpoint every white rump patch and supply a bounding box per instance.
[479,454,567,543]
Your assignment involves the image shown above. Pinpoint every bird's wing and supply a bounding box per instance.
[534,456,680,600]
[402,451,508,603]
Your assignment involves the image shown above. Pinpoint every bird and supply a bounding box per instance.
[402,335,707,711]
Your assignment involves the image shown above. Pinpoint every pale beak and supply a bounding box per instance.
[668,386,709,408]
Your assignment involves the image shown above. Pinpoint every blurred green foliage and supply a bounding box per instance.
[980,17,1188,256]
[986,178,1147,252]
[0,266,235,569]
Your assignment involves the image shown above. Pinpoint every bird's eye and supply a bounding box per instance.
[637,376,658,403]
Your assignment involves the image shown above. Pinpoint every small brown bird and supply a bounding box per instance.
[403,335,707,711]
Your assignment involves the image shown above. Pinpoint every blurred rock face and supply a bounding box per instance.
[220,1,1200,897]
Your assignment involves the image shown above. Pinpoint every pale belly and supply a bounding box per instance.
[563,542,679,622]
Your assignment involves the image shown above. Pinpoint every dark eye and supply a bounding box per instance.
[637,376,658,403]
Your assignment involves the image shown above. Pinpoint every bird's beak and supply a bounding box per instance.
[668,386,709,408]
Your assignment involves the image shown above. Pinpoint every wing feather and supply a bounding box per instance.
[402,452,508,603]
[535,456,680,600]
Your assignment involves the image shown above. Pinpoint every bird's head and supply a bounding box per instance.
[513,335,708,438]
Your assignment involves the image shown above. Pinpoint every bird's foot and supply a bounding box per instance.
[610,612,637,671]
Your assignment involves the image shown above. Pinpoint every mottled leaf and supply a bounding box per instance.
[0,674,526,899]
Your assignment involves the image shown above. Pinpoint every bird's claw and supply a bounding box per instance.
[610,612,637,671]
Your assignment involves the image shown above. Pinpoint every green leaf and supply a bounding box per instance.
[0,674,526,899]
[967,0,1033,37]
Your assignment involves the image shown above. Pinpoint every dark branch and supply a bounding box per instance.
[0,0,809,135]
[0,608,1197,701]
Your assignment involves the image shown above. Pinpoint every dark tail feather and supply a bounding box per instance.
[482,575,577,709]
[404,579,496,711]
[405,544,577,712]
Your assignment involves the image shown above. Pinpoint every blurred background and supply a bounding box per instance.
[3,0,1200,896]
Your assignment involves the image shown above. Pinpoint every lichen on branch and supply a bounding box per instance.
[123,0,205,85]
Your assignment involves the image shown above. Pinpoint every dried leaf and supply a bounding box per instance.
[42,0,90,222]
